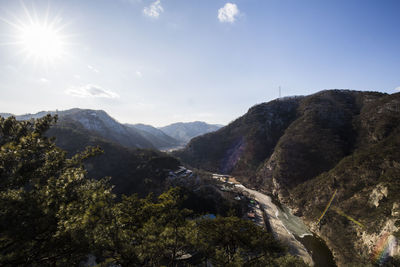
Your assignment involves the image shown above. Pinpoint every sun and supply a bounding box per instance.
[1,4,70,65]
[18,21,64,61]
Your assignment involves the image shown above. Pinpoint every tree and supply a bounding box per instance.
[106,187,196,266]
[196,216,284,266]
[0,115,114,265]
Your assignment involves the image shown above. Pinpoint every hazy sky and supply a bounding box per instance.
[0,0,399,126]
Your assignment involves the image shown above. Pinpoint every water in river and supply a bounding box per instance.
[298,234,336,267]
[277,204,336,267]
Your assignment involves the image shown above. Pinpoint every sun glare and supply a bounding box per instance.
[1,4,70,66]
[19,22,64,61]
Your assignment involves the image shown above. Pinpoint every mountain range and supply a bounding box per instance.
[0,109,221,196]
[0,109,222,150]
[175,90,400,265]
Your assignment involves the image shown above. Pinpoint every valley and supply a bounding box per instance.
[2,89,400,266]
[1,0,398,265]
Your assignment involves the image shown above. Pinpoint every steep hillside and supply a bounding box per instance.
[127,123,181,150]
[175,98,301,179]
[160,121,223,145]
[257,91,383,196]
[176,90,400,265]
[287,92,400,265]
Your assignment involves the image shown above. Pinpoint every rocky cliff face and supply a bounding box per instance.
[175,97,300,181]
[176,90,400,265]
[286,92,400,265]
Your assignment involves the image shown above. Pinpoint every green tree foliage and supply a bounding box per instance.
[196,216,284,266]
[0,115,305,266]
[0,115,114,265]
[104,188,196,266]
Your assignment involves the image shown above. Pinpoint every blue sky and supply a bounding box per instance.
[0,0,399,126]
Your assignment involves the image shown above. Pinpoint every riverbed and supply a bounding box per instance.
[210,175,335,266]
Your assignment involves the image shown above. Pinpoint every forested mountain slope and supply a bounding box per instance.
[47,124,180,196]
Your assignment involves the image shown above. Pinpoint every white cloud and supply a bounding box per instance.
[39,78,49,83]
[395,86,400,91]
[218,3,240,23]
[66,84,119,98]
[87,65,99,73]
[136,71,143,77]
[143,0,163,18]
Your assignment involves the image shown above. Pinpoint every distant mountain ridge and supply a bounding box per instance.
[160,121,223,145]
[1,109,223,150]
[127,123,181,150]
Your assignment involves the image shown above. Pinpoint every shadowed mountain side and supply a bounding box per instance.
[257,90,384,196]
[286,92,400,265]
[174,96,301,180]
[175,90,400,265]
[47,125,180,197]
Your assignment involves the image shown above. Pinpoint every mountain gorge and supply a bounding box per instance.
[175,90,400,265]
[127,123,181,150]
[160,121,223,145]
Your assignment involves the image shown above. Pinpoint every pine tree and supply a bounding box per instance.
[0,115,114,265]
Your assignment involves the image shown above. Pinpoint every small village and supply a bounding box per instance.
[168,167,266,228]
[211,173,266,227]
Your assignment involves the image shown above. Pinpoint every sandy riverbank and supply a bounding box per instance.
[236,185,314,266]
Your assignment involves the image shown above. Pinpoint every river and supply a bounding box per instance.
[277,205,336,266]
[217,180,335,266]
